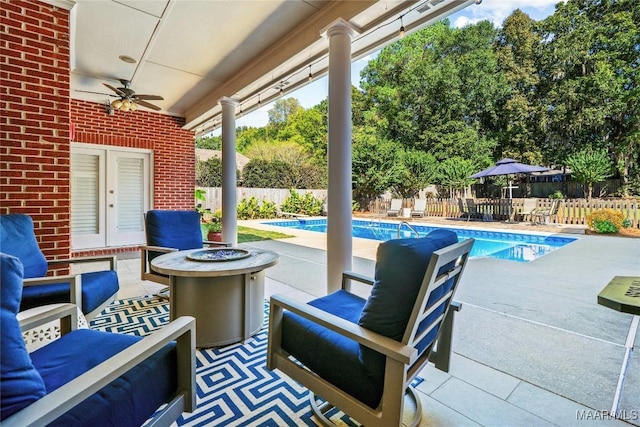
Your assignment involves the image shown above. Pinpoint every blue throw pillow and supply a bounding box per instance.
[358,230,458,340]
[0,253,47,420]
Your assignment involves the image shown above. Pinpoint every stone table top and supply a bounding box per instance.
[151,247,279,278]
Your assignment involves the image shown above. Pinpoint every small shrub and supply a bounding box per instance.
[281,189,323,216]
[586,209,624,233]
[622,218,632,229]
[548,190,564,200]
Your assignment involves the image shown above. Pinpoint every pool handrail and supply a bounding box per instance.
[397,221,420,238]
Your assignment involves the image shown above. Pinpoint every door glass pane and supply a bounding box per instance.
[71,153,99,234]
[117,157,144,232]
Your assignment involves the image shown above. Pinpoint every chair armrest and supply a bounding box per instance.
[18,303,78,334]
[270,294,416,365]
[48,255,117,271]
[3,316,197,427]
[23,275,82,310]
[341,271,374,292]
[139,245,178,254]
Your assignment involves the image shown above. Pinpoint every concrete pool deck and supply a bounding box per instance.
[238,217,640,425]
[114,217,640,426]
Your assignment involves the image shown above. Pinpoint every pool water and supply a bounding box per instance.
[263,219,577,262]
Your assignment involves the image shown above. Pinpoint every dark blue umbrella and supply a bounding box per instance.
[470,158,548,221]
[470,158,548,179]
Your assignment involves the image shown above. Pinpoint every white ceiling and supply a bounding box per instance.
[67,0,480,135]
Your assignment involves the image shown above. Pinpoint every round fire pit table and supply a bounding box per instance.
[151,247,279,347]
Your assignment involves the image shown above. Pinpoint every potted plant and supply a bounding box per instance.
[203,209,223,241]
[204,220,222,241]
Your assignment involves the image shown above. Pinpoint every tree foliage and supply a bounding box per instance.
[566,148,614,200]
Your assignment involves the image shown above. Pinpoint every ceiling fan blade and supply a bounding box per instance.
[103,83,126,97]
[136,99,162,111]
[135,94,164,101]
[76,90,115,97]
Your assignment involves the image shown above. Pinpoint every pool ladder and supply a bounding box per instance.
[397,221,420,238]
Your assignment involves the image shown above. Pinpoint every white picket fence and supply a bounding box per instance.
[197,187,328,211]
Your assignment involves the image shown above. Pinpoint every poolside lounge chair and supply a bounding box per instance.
[386,199,402,217]
[458,198,480,221]
[531,200,560,225]
[411,198,427,218]
[517,198,538,222]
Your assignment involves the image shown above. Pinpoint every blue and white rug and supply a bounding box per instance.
[90,296,364,426]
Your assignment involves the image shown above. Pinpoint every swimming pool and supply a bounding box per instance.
[263,219,577,262]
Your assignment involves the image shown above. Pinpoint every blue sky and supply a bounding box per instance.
[225,0,562,131]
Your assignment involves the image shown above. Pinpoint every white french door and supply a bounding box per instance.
[71,144,152,249]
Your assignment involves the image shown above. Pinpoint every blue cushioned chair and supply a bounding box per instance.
[0,214,119,321]
[267,230,474,427]
[140,210,230,289]
[0,253,196,427]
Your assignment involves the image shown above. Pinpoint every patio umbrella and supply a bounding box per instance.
[470,158,548,220]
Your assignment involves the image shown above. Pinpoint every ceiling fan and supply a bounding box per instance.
[79,79,164,112]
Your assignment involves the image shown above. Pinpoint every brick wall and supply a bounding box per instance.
[1,0,72,260]
[1,0,195,260]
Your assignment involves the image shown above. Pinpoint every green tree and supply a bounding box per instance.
[493,9,544,164]
[195,157,223,187]
[268,98,303,128]
[388,149,438,198]
[351,127,397,209]
[537,0,639,193]
[242,159,295,188]
[196,135,222,150]
[566,148,613,200]
[437,157,477,198]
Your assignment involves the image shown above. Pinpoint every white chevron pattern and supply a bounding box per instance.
[92,296,421,426]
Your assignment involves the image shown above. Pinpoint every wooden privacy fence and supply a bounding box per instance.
[370,198,640,229]
[197,187,328,211]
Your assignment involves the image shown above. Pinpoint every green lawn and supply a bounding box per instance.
[237,226,294,243]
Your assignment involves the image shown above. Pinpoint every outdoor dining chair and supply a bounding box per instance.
[267,230,474,427]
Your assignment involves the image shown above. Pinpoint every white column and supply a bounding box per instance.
[325,19,358,293]
[220,97,239,246]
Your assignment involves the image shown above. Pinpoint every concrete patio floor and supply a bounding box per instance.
[114,218,640,426]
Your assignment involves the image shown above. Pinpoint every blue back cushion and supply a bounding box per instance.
[358,230,458,340]
[0,253,47,420]
[0,214,48,278]
[145,210,203,259]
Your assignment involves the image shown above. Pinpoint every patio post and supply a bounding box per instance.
[324,19,359,293]
[220,97,239,246]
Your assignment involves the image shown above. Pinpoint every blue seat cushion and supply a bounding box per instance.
[145,210,204,262]
[281,290,387,409]
[20,270,119,315]
[1,253,47,421]
[0,214,48,278]
[358,230,458,341]
[31,329,177,427]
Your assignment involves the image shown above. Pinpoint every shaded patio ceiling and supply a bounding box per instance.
[68,0,480,135]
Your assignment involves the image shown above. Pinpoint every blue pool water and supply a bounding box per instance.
[263,219,577,262]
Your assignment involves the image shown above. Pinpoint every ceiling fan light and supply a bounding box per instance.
[121,99,131,110]
[111,99,122,109]
[130,102,138,111]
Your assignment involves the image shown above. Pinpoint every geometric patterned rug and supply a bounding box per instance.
[90,295,364,426]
